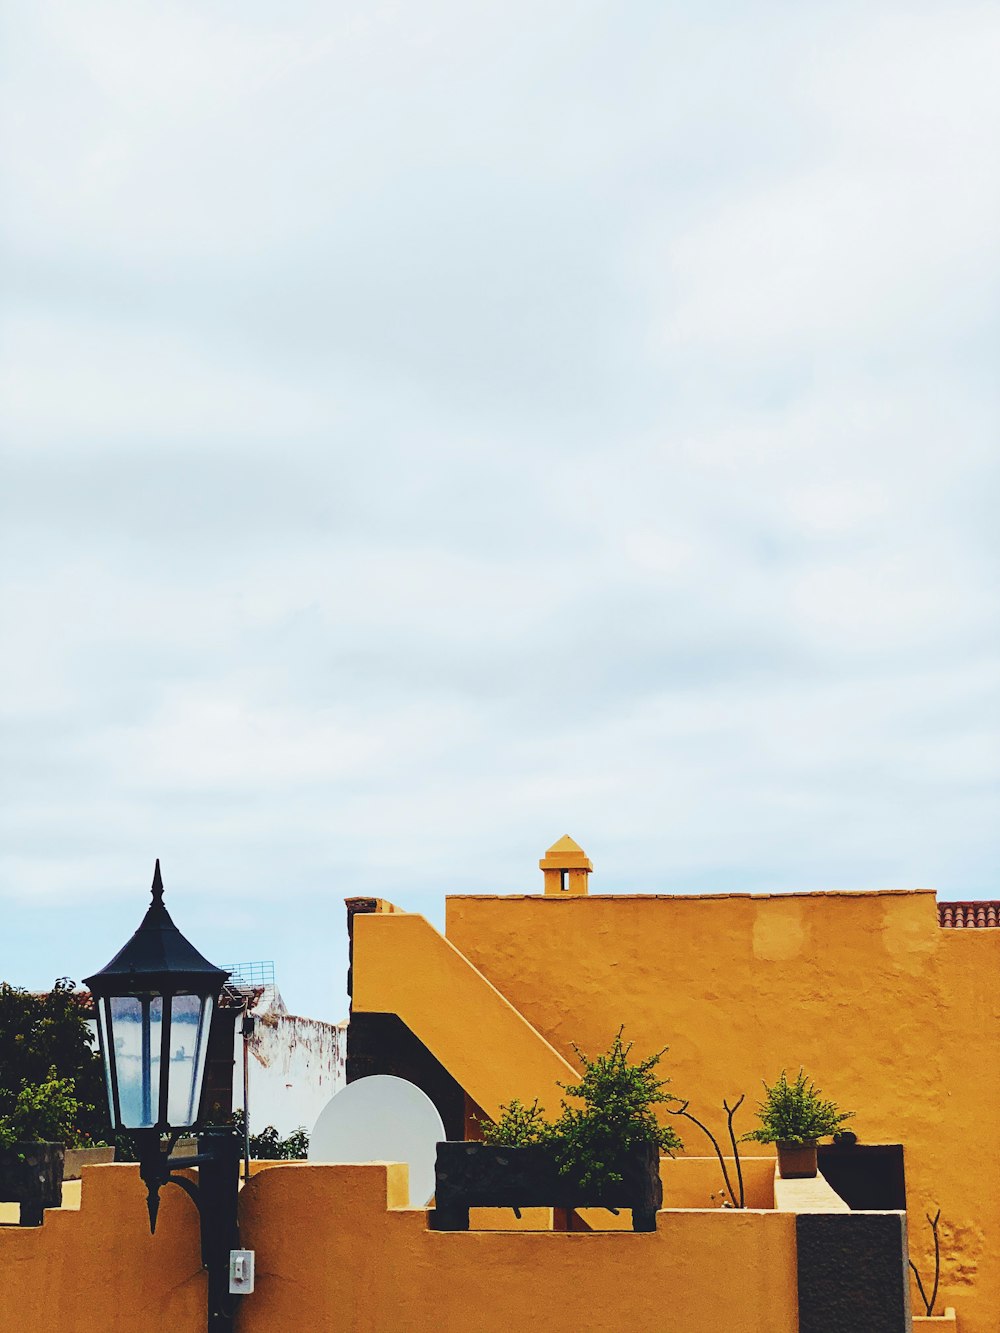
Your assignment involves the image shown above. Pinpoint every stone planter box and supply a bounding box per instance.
[112,1134,197,1164]
[431,1140,662,1232]
[0,1142,65,1226]
[63,1146,115,1179]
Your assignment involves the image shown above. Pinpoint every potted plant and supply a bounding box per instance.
[0,1067,86,1225]
[742,1068,854,1179]
[433,1029,682,1231]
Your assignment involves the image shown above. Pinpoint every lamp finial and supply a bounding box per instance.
[145,1177,161,1234]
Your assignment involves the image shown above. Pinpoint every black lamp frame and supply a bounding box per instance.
[84,862,243,1333]
[133,1125,242,1332]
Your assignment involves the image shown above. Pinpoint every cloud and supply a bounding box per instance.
[1,0,998,1020]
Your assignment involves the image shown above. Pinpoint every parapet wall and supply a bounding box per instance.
[0,1162,798,1333]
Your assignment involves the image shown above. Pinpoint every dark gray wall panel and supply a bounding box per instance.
[796,1211,911,1333]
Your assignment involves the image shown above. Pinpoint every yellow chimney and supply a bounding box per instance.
[539,835,592,896]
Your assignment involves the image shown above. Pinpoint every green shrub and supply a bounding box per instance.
[231,1109,309,1160]
[0,1066,92,1151]
[480,1098,552,1147]
[742,1068,854,1146]
[553,1029,683,1190]
[482,1028,683,1192]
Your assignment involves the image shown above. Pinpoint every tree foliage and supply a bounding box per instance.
[0,979,109,1145]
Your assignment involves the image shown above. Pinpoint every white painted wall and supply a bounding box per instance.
[234,994,346,1139]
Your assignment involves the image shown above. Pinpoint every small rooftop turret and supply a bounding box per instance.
[539,835,592,896]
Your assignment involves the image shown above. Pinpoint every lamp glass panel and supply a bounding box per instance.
[166,994,213,1127]
[96,999,115,1121]
[109,994,164,1128]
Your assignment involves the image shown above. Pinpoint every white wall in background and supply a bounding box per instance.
[234,996,346,1139]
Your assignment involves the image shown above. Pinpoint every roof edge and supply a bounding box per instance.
[447,888,939,903]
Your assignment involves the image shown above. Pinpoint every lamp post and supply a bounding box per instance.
[84,861,242,1331]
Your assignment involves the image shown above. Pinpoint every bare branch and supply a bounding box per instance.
[928,1208,941,1317]
[909,1206,942,1316]
[668,1100,744,1208]
[723,1096,746,1209]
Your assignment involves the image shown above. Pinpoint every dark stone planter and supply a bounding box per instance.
[0,1142,65,1226]
[431,1140,662,1232]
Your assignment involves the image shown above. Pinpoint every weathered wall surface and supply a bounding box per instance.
[0,1161,798,1333]
[236,1010,345,1137]
[444,890,1000,1332]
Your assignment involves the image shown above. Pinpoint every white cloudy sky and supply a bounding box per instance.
[2,0,998,1021]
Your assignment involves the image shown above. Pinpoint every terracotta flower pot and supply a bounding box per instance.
[776,1141,818,1179]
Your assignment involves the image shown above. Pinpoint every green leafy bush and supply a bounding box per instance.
[231,1109,309,1160]
[742,1068,854,1146]
[0,1066,92,1151]
[480,1098,552,1147]
[482,1028,683,1192]
[554,1029,683,1189]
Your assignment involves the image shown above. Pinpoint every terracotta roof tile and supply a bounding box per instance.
[938,901,1000,928]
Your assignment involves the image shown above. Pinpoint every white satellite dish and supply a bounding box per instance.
[308,1075,445,1206]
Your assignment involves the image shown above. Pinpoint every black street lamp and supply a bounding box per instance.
[84,861,245,1331]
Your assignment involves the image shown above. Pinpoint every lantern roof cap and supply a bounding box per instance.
[83,859,229,996]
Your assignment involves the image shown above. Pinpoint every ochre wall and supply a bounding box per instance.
[351,910,575,1118]
[0,1165,205,1332]
[239,1164,797,1333]
[444,889,1000,1331]
[0,1162,798,1333]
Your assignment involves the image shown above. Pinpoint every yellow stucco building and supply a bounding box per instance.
[1,836,994,1331]
[348,836,997,1331]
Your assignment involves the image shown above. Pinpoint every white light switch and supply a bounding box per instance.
[229,1249,255,1295]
